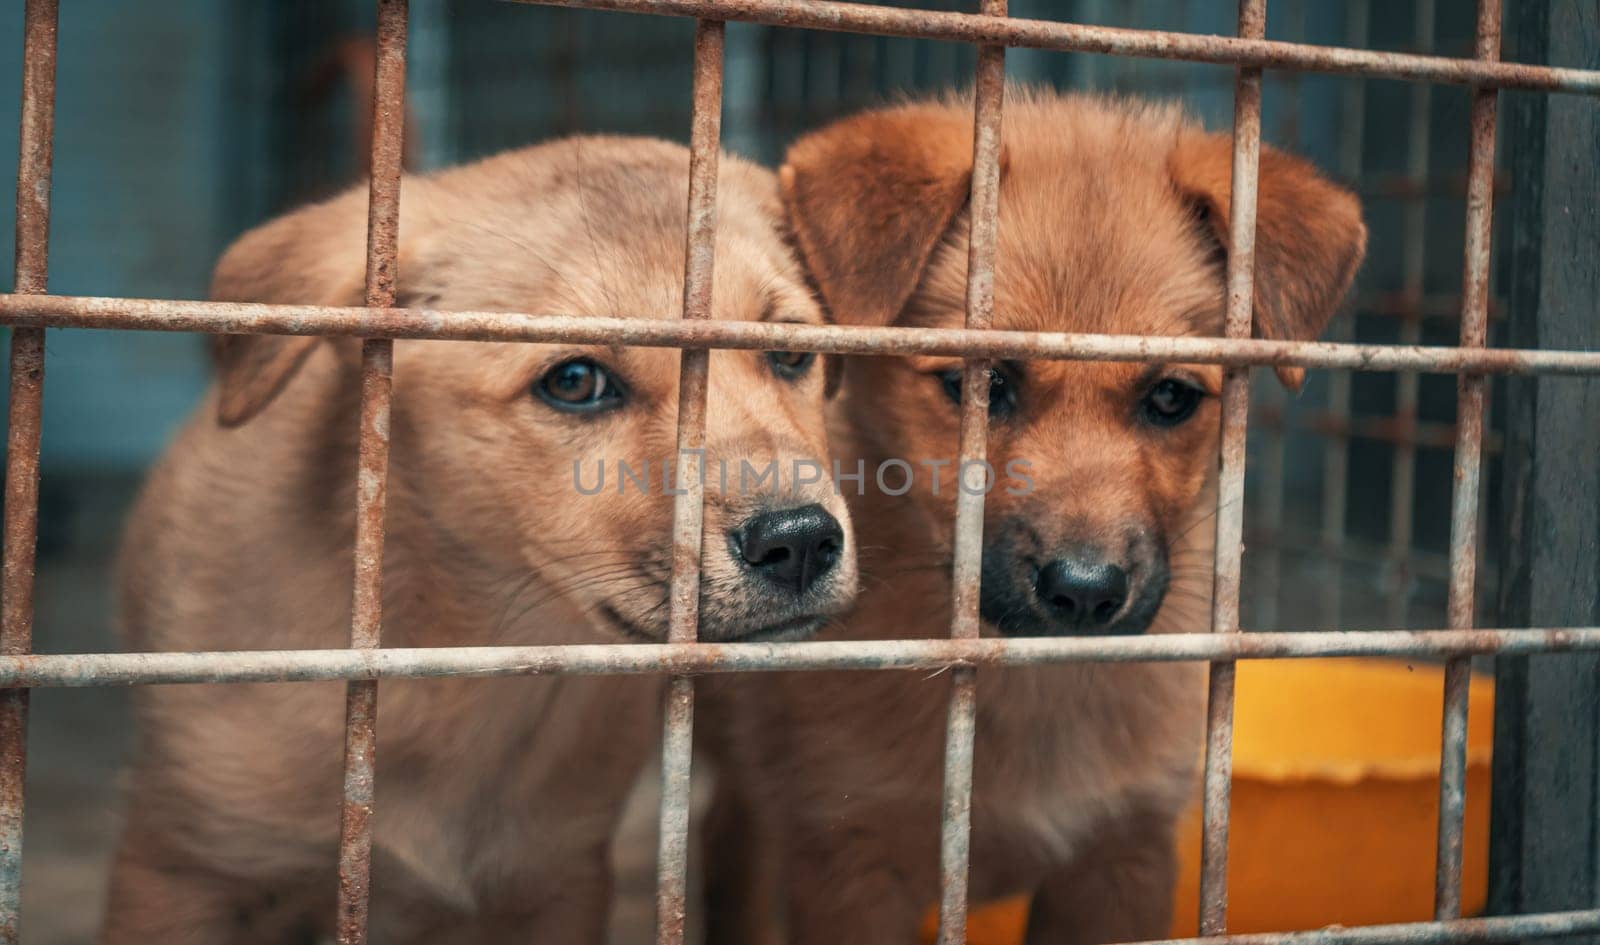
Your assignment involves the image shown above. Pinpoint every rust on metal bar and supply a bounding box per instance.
[1199,1,1264,934]
[335,2,407,943]
[0,0,57,938]
[1434,0,1500,922]
[1134,907,1600,945]
[938,6,1005,941]
[656,20,724,945]
[0,628,1598,689]
[504,0,1600,94]
[938,674,978,945]
[7,295,1600,377]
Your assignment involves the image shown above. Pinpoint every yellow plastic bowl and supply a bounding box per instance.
[922,658,1494,943]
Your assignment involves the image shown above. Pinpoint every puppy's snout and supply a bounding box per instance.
[1034,557,1129,630]
[733,504,844,596]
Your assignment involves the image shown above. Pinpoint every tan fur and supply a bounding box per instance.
[702,92,1365,945]
[102,136,858,945]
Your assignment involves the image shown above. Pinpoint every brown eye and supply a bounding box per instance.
[536,359,624,412]
[768,350,816,380]
[1141,378,1204,427]
[937,366,1017,419]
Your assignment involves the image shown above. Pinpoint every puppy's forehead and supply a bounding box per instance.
[907,102,1225,340]
[406,141,812,324]
[999,154,1221,336]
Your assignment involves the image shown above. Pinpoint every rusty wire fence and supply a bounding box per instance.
[3,1,1600,945]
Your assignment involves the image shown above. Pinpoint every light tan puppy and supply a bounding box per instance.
[703,92,1364,945]
[102,136,857,945]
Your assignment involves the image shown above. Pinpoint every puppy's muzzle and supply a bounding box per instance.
[731,503,844,596]
[980,529,1168,638]
[1033,556,1130,631]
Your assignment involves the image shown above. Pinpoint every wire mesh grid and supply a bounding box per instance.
[2,1,1599,945]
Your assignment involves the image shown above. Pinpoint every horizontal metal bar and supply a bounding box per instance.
[4,628,1597,688]
[505,0,1600,94]
[3,295,1598,376]
[1131,908,1600,945]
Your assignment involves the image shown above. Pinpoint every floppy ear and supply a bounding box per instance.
[209,189,371,426]
[1170,133,1367,390]
[780,105,1001,327]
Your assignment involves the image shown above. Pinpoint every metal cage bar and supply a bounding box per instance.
[1,0,1598,942]
[0,628,1596,688]
[1198,0,1264,933]
[935,3,1004,940]
[334,2,409,942]
[0,0,56,938]
[1434,0,1502,922]
[6,294,1599,375]
[506,0,1600,94]
[653,17,725,945]
[1138,908,1600,945]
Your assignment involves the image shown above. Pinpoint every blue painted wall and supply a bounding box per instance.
[0,0,233,472]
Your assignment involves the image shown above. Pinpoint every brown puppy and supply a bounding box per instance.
[703,92,1364,945]
[103,136,857,944]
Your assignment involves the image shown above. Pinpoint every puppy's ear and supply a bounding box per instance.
[1171,133,1367,390]
[209,190,370,427]
[781,105,999,327]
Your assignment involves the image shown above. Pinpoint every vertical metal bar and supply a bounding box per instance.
[1199,0,1264,935]
[936,3,1004,942]
[0,1,56,938]
[335,2,407,943]
[654,20,723,945]
[1386,0,1436,630]
[1321,0,1368,631]
[1436,0,1501,921]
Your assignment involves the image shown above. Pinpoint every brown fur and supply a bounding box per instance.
[102,136,858,944]
[702,92,1364,945]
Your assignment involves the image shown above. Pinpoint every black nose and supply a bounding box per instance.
[1034,557,1129,629]
[734,504,844,595]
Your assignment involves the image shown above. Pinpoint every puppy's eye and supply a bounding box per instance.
[1141,378,1204,427]
[937,366,1016,419]
[536,359,624,413]
[767,350,816,380]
